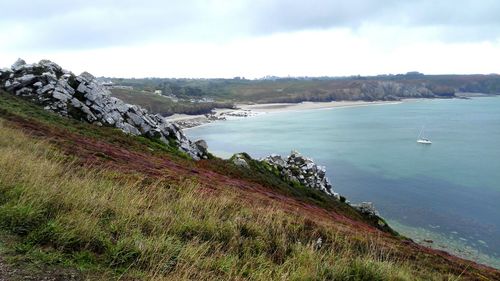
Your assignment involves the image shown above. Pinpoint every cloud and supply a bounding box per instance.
[0,0,207,49]
[245,0,500,42]
[1,0,500,51]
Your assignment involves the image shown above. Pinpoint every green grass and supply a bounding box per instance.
[110,88,234,116]
[0,120,457,280]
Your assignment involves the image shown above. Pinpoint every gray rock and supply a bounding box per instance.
[11,58,26,71]
[52,91,69,102]
[315,237,323,249]
[77,71,94,83]
[81,71,94,81]
[102,111,122,125]
[194,140,208,154]
[37,83,55,95]
[81,106,97,122]
[353,202,378,216]
[138,122,152,134]
[70,98,83,108]
[42,72,57,80]
[116,102,130,113]
[76,82,89,94]
[232,153,250,168]
[16,87,33,96]
[118,122,141,135]
[180,142,193,156]
[126,111,144,127]
[17,74,36,85]
[266,154,286,167]
[39,59,63,74]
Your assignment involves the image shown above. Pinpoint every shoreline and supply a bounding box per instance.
[172,94,498,129]
[169,100,403,129]
[236,100,401,113]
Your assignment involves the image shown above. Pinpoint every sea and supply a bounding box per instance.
[186,96,500,268]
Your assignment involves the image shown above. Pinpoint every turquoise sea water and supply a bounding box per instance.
[186,97,500,268]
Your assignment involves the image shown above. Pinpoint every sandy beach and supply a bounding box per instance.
[237,100,401,113]
[167,100,402,129]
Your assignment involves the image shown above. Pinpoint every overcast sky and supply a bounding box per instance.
[1,0,499,78]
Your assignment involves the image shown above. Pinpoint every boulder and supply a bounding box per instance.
[232,153,250,168]
[11,58,26,72]
[265,154,286,167]
[194,140,208,155]
[352,202,378,216]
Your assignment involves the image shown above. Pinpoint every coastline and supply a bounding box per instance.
[236,100,401,113]
[173,95,500,129]
[169,100,402,129]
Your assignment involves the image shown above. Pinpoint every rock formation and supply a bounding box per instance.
[231,153,250,168]
[262,151,380,216]
[262,150,340,199]
[261,79,457,104]
[352,202,378,217]
[0,59,207,160]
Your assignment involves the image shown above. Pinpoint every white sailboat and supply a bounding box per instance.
[417,126,432,144]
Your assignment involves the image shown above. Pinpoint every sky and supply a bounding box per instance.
[1,0,499,78]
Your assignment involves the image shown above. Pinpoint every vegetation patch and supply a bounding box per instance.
[0,120,474,280]
[110,88,234,116]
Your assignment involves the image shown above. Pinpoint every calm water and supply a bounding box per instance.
[186,97,500,268]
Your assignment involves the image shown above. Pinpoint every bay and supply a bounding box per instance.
[186,96,500,268]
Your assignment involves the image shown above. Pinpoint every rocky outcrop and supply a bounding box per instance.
[261,80,457,104]
[262,151,383,218]
[352,202,378,217]
[262,150,339,199]
[0,59,208,160]
[335,81,448,101]
[231,153,250,168]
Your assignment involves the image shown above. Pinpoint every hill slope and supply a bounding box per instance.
[1,88,499,279]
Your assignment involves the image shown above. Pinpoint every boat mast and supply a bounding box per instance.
[418,126,424,139]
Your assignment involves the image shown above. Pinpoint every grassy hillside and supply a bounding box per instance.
[0,91,499,280]
[110,88,234,116]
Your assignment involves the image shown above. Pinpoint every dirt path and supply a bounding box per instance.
[0,256,81,281]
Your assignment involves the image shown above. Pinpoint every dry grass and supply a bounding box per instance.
[0,120,459,280]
